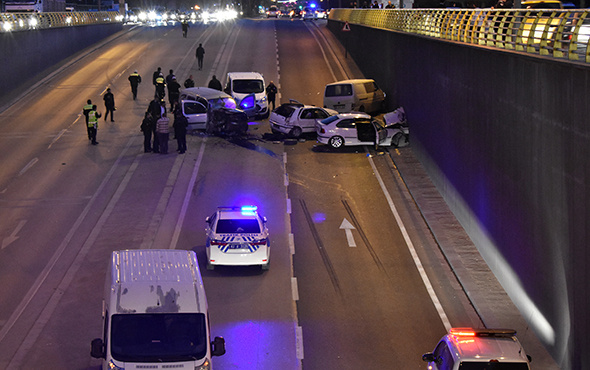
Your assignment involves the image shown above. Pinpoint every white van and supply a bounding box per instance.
[179,87,237,130]
[224,72,269,119]
[323,79,386,114]
[91,249,226,370]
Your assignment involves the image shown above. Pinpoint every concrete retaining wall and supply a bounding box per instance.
[328,20,589,368]
[0,23,122,102]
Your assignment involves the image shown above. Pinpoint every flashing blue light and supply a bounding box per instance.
[241,205,257,215]
[240,95,255,110]
[310,3,317,8]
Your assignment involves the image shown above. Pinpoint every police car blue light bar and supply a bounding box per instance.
[241,205,257,215]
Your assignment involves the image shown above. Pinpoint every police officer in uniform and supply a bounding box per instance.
[83,99,93,140]
[128,70,142,100]
[155,73,166,100]
[88,105,101,145]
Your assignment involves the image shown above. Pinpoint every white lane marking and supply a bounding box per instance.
[296,326,304,360]
[2,220,27,250]
[339,218,357,247]
[367,155,452,331]
[18,158,38,176]
[291,277,299,301]
[289,233,295,255]
[287,198,291,214]
[170,140,207,250]
[3,135,138,363]
[47,129,67,149]
[304,21,348,82]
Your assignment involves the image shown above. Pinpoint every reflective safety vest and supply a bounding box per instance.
[88,110,98,128]
[156,76,165,85]
[83,103,93,112]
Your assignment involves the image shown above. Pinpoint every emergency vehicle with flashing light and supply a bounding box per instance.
[205,206,270,270]
[422,328,532,370]
[223,72,269,119]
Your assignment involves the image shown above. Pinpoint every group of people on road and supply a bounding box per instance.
[82,87,116,145]
[141,96,188,155]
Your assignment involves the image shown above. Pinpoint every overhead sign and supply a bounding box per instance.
[342,21,351,32]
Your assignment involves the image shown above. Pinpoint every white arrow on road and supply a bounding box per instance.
[2,220,27,250]
[339,218,357,247]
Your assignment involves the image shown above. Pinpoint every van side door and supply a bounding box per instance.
[182,99,208,130]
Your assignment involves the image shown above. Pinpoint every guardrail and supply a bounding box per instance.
[0,11,121,33]
[329,8,590,63]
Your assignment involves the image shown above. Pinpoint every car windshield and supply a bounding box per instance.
[459,362,530,370]
[233,79,264,94]
[110,313,207,363]
[274,105,296,117]
[320,115,340,125]
[209,97,237,110]
[216,219,261,233]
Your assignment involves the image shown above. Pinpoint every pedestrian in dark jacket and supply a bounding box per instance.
[148,98,162,153]
[173,106,188,154]
[181,20,189,38]
[196,44,205,70]
[103,88,115,122]
[184,75,195,88]
[141,112,154,152]
[168,76,181,110]
[266,81,278,110]
[208,75,222,91]
[128,70,142,100]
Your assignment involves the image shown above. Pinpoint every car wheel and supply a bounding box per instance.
[206,263,215,271]
[329,136,344,148]
[290,126,302,138]
[261,262,270,271]
[359,105,365,112]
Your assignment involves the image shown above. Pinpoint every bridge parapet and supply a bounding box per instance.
[330,8,590,62]
[0,11,121,33]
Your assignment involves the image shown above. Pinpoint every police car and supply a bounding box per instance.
[422,328,532,370]
[205,206,270,270]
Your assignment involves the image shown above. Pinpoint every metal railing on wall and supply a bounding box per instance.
[329,8,590,63]
[0,11,122,33]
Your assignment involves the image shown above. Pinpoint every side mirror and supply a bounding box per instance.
[90,338,105,359]
[211,336,226,357]
[422,353,435,362]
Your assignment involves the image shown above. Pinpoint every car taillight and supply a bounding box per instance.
[319,127,325,134]
[250,240,267,245]
[210,240,226,245]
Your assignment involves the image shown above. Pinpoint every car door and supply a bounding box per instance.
[182,100,208,130]
[355,119,376,144]
[334,118,358,143]
[298,108,328,132]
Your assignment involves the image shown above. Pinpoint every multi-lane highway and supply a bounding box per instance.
[0,17,483,369]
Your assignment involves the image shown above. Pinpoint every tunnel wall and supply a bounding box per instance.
[0,23,122,102]
[328,21,589,368]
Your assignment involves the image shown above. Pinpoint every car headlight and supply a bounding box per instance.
[196,359,211,370]
[108,360,125,370]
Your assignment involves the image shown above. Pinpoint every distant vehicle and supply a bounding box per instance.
[315,8,327,19]
[270,99,337,138]
[316,111,409,149]
[289,8,302,18]
[205,206,271,270]
[422,328,532,369]
[302,7,315,20]
[267,5,280,17]
[224,72,269,119]
[522,0,563,8]
[90,249,226,369]
[323,79,386,114]
[4,0,64,12]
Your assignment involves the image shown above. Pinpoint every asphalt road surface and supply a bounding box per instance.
[0,17,483,369]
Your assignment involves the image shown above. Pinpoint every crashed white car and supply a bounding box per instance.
[270,100,338,138]
[205,206,270,270]
[315,107,409,149]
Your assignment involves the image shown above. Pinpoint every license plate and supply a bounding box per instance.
[334,104,345,109]
[228,244,243,250]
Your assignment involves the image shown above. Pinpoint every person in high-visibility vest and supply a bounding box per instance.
[88,105,101,145]
[155,73,166,100]
[82,99,93,140]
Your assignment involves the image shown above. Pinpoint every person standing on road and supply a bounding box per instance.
[155,73,166,100]
[103,88,115,122]
[148,98,162,153]
[173,105,188,154]
[128,70,142,100]
[184,75,195,88]
[208,75,222,91]
[88,104,101,145]
[83,99,93,140]
[266,81,278,111]
[196,43,205,70]
[140,111,154,152]
[156,112,170,154]
[168,76,181,110]
[181,20,189,38]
